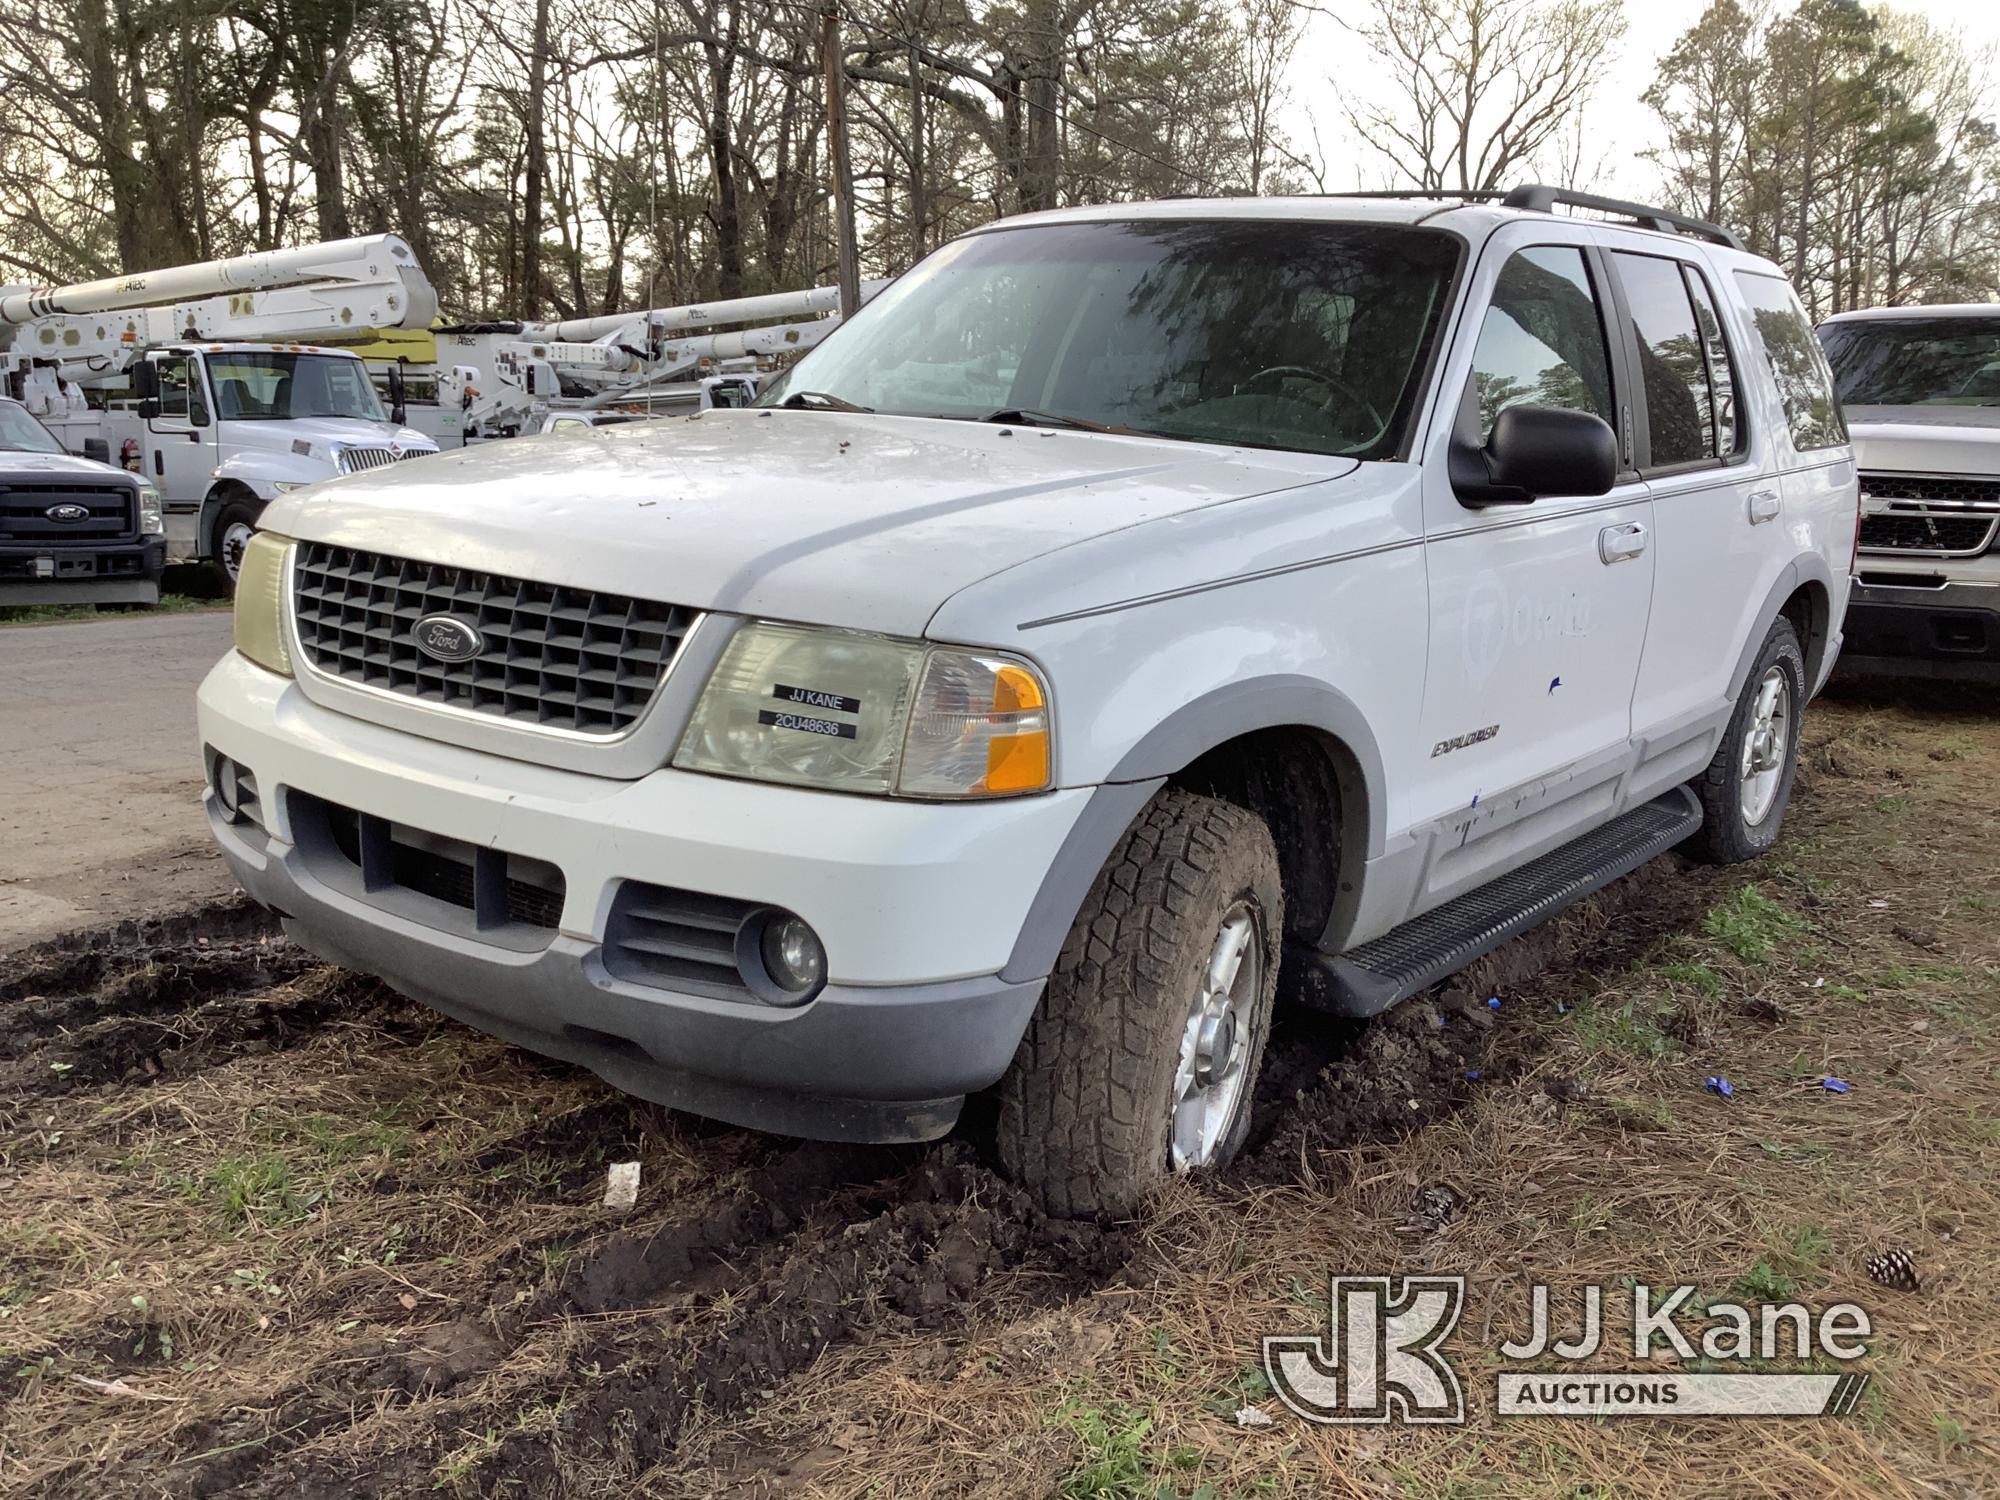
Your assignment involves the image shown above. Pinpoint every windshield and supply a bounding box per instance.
[209,352,388,422]
[0,400,63,454]
[1819,318,2000,407]
[758,218,1461,458]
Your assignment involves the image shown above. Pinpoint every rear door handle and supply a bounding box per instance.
[1598,521,1648,564]
[1748,488,1780,524]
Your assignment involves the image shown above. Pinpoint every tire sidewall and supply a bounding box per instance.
[1717,622,1807,858]
[209,494,262,590]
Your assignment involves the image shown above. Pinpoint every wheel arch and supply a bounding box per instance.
[201,479,263,558]
[1730,554,1837,702]
[1001,677,1385,983]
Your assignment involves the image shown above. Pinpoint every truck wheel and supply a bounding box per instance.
[996,788,1283,1218]
[208,495,261,592]
[1687,617,1806,864]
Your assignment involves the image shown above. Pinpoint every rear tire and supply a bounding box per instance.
[208,494,261,593]
[996,789,1283,1218]
[1687,617,1805,864]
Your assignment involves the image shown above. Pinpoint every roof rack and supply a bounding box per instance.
[1500,185,1746,251]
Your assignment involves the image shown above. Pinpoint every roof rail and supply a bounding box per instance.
[1500,184,1746,251]
[1326,189,1511,203]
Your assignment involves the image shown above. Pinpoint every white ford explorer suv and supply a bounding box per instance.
[200,187,1857,1215]
[1818,305,2000,683]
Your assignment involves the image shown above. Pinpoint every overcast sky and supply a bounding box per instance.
[1283,0,2000,202]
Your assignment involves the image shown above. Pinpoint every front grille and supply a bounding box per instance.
[297,791,566,934]
[0,483,135,542]
[292,543,693,734]
[337,447,398,473]
[1858,472,2000,557]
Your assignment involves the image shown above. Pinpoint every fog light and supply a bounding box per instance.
[759,914,826,997]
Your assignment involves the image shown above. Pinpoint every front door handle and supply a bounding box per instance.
[1748,488,1780,524]
[1598,521,1648,564]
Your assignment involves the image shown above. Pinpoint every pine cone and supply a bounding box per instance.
[1865,1246,1920,1292]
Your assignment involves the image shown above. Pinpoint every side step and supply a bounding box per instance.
[1292,787,1703,1018]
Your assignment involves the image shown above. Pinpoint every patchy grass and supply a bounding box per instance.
[0,590,225,627]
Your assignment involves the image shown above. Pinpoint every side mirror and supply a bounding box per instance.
[131,360,160,419]
[1453,404,1618,507]
[82,437,110,464]
[388,360,408,426]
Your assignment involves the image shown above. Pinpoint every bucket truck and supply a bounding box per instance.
[0,236,442,586]
[417,280,886,444]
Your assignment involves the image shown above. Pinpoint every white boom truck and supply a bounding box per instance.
[0,236,441,584]
[419,281,886,444]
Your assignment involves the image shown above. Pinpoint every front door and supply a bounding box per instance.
[146,353,217,504]
[1412,235,1656,903]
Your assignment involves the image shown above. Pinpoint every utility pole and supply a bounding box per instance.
[822,5,862,317]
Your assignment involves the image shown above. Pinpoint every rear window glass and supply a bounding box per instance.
[1733,272,1847,451]
[1613,252,1714,467]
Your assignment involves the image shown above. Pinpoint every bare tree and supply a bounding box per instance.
[1342,0,1626,192]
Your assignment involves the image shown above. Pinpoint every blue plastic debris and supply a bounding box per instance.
[1486,996,1502,1011]
[1705,1076,1735,1100]
[1821,1077,1851,1094]
[1465,1069,1481,1080]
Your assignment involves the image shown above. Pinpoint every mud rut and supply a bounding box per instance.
[1,859,1726,1499]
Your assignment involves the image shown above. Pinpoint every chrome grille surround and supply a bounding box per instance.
[1858,471,2000,558]
[290,542,695,736]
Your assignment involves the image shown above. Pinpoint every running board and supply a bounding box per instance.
[1292,787,1703,1018]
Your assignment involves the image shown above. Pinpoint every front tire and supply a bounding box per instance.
[1688,617,1806,863]
[208,494,262,593]
[996,789,1283,1218]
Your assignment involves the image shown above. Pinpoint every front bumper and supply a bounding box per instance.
[196,653,1086,1142]
[1841,577,2000,684]
[0,538,165,605]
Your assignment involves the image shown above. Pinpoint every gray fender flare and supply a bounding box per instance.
[1729,553,1838,702]
[999,676,1388,983]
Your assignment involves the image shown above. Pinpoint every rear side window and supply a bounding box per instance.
[1612,251,1736,469]
[1683,269,1741,457]
[1468,246,1616,438]
[1733,272,1847,450]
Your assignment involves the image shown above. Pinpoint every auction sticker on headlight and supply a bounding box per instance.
[773,683,861,714]
[759,710,857,739]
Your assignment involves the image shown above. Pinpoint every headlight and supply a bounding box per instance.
[137,484,164,536]
[233,532,294,677]
[673,622,1053,798]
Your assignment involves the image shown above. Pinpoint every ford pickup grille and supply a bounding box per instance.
[291,542,693,734]
[0,483,135,543]
[1858,472,2000,557]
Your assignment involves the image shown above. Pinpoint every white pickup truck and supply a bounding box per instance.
[199,189,1856,1215]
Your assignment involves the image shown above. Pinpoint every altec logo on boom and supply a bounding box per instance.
[1263,1277,1874,1424]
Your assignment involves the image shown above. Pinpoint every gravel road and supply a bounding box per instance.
[0,610,238,948]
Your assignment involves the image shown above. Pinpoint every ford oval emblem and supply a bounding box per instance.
[412,614,485,663]
[45,503,91,524]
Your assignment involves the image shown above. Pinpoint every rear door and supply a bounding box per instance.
[1412,229,1656,902]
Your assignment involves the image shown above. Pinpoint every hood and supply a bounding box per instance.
[1845,404,2000,477]
[0,448,135,482]
[226,416,438,463]
[264,409,1348,636]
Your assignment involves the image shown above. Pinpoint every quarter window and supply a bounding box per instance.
[1468,247,1616,440]
[1612,251,1718,468]
[1733,271,1847,450]
[1683,267,1741,457]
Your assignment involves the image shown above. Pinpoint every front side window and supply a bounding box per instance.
[1818,317,2000,409]
[209,353,386,423]
[154,356,207,424]
[0,400,63,453]
[1734,272,1847,450]
[1468,246,1616,439]
[758,219,1462,459]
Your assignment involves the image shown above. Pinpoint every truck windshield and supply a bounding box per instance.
[757,218,1461,458]
[1820,318,2000,408]
[209,352,388,422]
[0,400,64,454]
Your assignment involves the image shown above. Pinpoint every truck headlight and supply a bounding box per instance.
[233,532,294,677]
[673,622,1052,798]
[138,484,164,536]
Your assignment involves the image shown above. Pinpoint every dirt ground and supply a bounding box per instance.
[0,680,1992,1499]
[0,611,238,948]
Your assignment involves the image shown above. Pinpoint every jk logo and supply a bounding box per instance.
[1263,1275,1467,1425]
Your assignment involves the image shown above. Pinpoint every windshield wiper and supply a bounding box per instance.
[981,406,1126,433]
[780,389,873,412]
